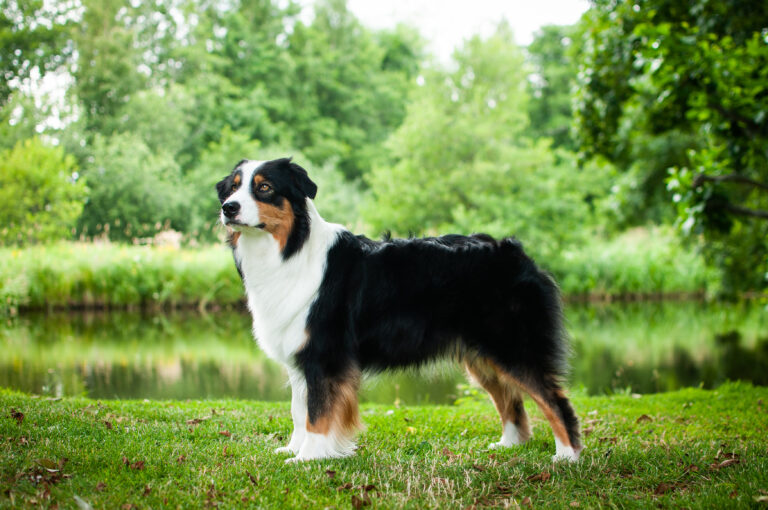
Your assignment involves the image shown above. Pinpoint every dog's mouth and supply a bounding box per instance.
[224,219,266,230]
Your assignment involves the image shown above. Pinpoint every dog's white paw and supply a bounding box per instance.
[552,438,581,462]
[274,446,295,455]
[488,422,528,450]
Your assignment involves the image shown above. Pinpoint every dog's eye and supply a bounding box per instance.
[231,183,238,191]
[257,183,272,193]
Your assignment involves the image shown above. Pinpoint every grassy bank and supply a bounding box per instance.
[1,383,767,508]
[0,243,242,315]
[0,228,718,315]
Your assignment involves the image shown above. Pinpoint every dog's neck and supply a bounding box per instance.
[235,200,340,310]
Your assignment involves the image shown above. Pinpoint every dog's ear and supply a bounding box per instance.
[283,159,317,199]
[215,177,229,204]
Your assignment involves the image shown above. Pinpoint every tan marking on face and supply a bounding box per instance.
[464,356,531,439]
[306,369,362,436]
[233,173,241,186]
[252,175,295,251]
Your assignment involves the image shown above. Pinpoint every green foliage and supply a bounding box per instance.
[0,0,72,106]
[364,24,606,261]
[0,138,86,245]
[526,24,579,150]
[77,133,187,241]
[0,243,242,314]
[576,0,768,291]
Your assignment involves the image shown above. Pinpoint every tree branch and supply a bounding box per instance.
[693,173,768,193]
[725,203,768,220]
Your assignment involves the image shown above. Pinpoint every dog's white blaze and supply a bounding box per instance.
[220,160,265,228]
[553,437,580,462]
[489,421,526,449]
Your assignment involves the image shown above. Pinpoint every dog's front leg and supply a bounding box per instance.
[286,366,362,463]
[275,368,307,455]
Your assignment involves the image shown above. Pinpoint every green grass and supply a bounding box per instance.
[2,382,767,508]
[1,228,719,316]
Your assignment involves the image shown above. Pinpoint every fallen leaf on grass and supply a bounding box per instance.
[95,482,106,492]
[442,447,456,459]
[527,471,551,483]
[73,495,93,510]
[336,482,354,491]
[103,420,113,430]
[472,464,485,472]
[729,489,738,499]
[325,469,336,479]
[246,471,258,486]
[219,430,232,438]
[37,458,67,472]
[186,417,210,425]
[654,483,675,495]
[521,496,532,506]
[351,494,370,508]
[598,437,618,444]
[582,427,594,437]
[176,455,186,464]
[142,485,151,497]
[10,408,24,425]
[122,457,145,471]
[710,459,740,470]
[636,414,653,423]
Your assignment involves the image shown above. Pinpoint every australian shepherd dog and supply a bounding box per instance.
[217,158,582,463]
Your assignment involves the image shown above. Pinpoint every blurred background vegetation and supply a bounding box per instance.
[1,0,767,302]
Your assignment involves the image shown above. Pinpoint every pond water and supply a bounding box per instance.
[1,301,766,403]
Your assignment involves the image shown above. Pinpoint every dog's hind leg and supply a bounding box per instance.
[287,366,362,462]
[498,366,582,462]
[464,356,532,449]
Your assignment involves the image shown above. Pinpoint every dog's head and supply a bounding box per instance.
[216,158,317,259]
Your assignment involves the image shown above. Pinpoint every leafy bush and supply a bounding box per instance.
[77,133,188,241]
[0,138,87,245]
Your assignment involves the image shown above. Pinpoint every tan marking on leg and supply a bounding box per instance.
[306,369,362,437]
[464,356,531,440]
[485,361,572,448]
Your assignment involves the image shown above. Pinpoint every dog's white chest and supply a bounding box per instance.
[234,217,342,366]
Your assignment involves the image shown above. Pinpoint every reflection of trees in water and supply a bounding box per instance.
[80,359,290,400]
[575,331,768,394]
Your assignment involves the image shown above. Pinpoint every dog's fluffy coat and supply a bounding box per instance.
[217,158,582,462]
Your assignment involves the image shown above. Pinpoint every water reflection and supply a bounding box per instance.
[0,301,765,401]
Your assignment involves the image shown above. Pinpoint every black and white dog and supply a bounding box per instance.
[217,158,582,463]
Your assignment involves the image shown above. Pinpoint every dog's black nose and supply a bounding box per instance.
[222,201,240,218]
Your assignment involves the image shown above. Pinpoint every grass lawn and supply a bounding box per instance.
[1,382,767,509]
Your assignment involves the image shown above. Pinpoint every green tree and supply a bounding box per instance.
[527,24,579,151]
[0,138,86,245]
[0,0,72,107]
[78,133,186,241]
[285,0,421,179]
[363,24,599,260]
[576,0,768,291]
